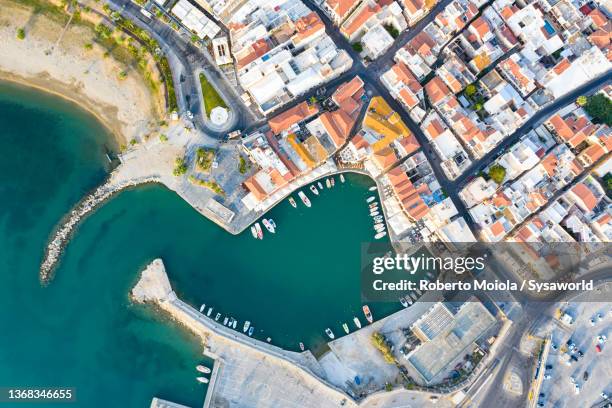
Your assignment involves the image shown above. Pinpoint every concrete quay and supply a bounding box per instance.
[132,259,358,408]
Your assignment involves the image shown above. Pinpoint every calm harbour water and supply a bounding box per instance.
[0,81,397,407]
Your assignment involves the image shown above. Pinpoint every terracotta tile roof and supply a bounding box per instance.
[293,12,325,44]
[553,58,571,75]
[268,102,319,134]
[332,76,365,113]
[425,118,445,138]
[548,114,574,141]
[325,0,360,20]
[471,17,490,40]
[372,146,398,169]
[341,1,384,37]
[580,143,606,163]
[589,9,609,29]
[571,183,598,211]
[392,62,422,93]
[244,173,267,200]
[398,134,420,155]
[425,77,451,105]
[490,220,505,237]
[399,88,419,108]
[319,109,356,148]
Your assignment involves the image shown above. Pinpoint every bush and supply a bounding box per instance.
[576,95,587,106]
[465,84,477,97]
[118,70,128,80]
[173,157,188,176]
[16,28,26,40]
[239,156,248,174]
[383,24,399,39]
[352,42,363,52]
[84,43,93,50]
[159,134,168,142]
[385,383,393,392]
[583,94,612,126]
[195,147,215,172]
[488,164,506,185]
[372,332,395,364]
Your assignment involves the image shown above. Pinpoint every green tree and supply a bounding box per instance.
[159,134,168,142]
[84,43,93,50]
[372,332,395,364]
[576,95,587,106]
[385,383,393,392]
[352,42,363,53]
[584,94,612,126]
[488,164,506,184]
[173,157,188,176]
[465,84,477,97]
[16,28,25,40]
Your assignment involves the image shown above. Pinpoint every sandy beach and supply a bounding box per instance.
[0,0,164,146]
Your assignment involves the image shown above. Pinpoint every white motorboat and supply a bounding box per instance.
[363,305,373,323]
[223,317,229,325]
[409,292,418,301]
[318,181,324,189]
[289,197,297,208]
[215,313,221,321]
[250,225,257,239]
[373,215,384,222]
[248,326,254,336]
[366,196,375,203]
[298,191,311,207]
[269,219,276,230]
[196,377,209,384]
[325,328,335,339]
[369,186,377,191]
[330,177,335,187]
[353,317,362,329]
[207,307,213,317]
[340,174,345,183]
[310,185,319,195]
[369,203,378,209]
[370,211,380,217]
[233,319,237,329]
[375,231,387,240]
[299,342,305,351]
[254,222,263,239]
[342,323,349,334]
[262,219,275,233]
[326,178,331,188]
[243,321,251,332]
[199,304,206,313]
[196,365,211,374]
[400,297,408,307]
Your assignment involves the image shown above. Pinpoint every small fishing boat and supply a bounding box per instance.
[369,186,377,191]
[269,219,276,230]
[243,321,251,332]
[325,328,335,339]
[318,181,324,189]
[196,377,209,384]
[248,326,254,336]
[199,304,206,313]
[289,197,297,208]
[366,196,375,203]
[298,191,311,207]
[215,313,221,321]
[363,305,373,323]
[262,219,275,233]
[400,297,408,308]
[374,226,386,233]
[223,317,229,325]
[415,289,422,296]
[254,222,263,239]
[409,292,418,301]
[369,203,378,209]
[342,323,349,334]
[207,307,213,317]
[375,231,387,240]
[196,365,211,374]
[266,337,272,343]
[370,211,380,217]
[353,317,362,329]
[299,342,305,351]
[373,215,384,222]
[330,177,335,187]
[326,178,331,188]
[406,297,413,306]
[233,319,237,329]
[340,174,345,183]
[250,225,258,239]
[310,185,319,195]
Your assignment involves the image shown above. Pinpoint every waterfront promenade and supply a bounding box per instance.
[132,259,357,408]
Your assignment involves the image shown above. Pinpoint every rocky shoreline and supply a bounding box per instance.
[39,176,161,283]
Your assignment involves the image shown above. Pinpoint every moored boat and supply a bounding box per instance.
[196,377,209,384]
[342,323,349,334]
[289,197,297,208]
[215,313,221,321]
[207,307,213,316]
[330,177,335,187]
[199,304,206,313]
[366,196,375,203]
[299,342,305,351]
[298,191,311,207]
[318,181,323,189]
[243,321,251,332]
[325,328,335,339]
[363,305,373,323]
[248,326,254,336]
[223,317,229,325]
[196,365,211,374]
[340,174,345,183]
[400,297,408,308]
[353,317,362,329]
[375,231,387,240]
[373,215,384,222]
[369,186,377,191]
[369,203,378,209]
[269,219,276,230]
[233,319,237,329]
[250,225,258,239]
[370,211,380,217]
[254,222,263,239]
[262,219,275,233]
[310,185,319,195]
[326,178,331,188]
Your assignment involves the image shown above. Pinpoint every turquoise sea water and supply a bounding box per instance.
[0,81,398,407]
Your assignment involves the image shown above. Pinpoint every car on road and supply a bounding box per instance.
[596,344,602,352]
[583,371,589,381]
[574,384,581,395]
[597,335,608,344]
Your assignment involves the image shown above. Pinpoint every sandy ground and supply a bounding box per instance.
[0,0,163,146]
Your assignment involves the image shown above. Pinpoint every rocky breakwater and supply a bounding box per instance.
[39,176,160,283]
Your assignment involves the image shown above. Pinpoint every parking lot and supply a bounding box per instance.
[535,300,612,407]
